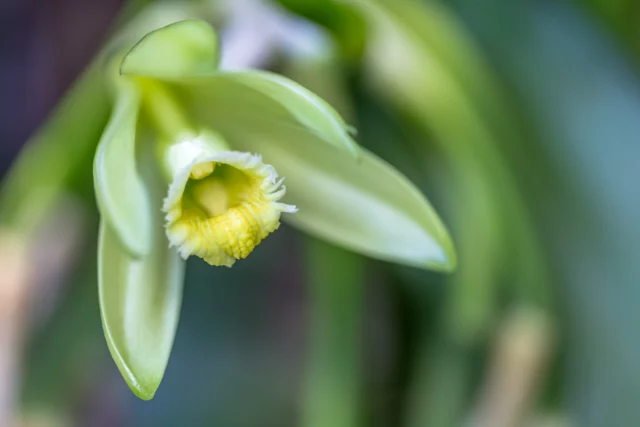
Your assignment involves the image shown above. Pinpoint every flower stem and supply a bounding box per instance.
[406,337,472,427]
[302,237,364,427]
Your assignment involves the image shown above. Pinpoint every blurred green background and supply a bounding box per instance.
[1,0,640,426]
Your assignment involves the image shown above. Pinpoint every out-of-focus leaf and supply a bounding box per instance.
[302,238,364,427]
[280,35,355,121]
[98,134,185,400]
[445,169,503,343]
[210,122,455,271]
[454,1,640,423]
[276,0,367,60]
[94,80,153,257]
[120,20,219,78]
[0,66,110,235]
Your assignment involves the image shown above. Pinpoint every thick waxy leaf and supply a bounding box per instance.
[120,19,219,78]
[210,122,456,271]
[94,80,153,257]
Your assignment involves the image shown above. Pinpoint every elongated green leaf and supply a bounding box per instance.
[276,0,367,60]
[212,122,455,271]
[120,19,219,78]
[94,80,153,256]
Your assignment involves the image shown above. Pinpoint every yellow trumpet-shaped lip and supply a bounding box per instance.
[163,151,297,266]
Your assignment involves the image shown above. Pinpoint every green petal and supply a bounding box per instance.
[120,19,219,78]
[218,123,456,271]
[181,71,359,157]
[94,80,152,256]
[98,196,186,399]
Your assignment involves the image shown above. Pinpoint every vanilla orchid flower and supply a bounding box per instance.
[43,20,455,399]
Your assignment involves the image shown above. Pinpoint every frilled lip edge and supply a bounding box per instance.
[162,150,298,264]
